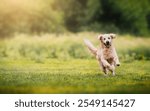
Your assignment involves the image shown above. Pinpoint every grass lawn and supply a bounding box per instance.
[0,59,150,94]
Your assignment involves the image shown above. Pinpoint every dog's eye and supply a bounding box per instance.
[108,37,110,39]
[104,38,106,40]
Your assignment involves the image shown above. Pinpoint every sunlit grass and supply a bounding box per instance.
[0,59,150,93]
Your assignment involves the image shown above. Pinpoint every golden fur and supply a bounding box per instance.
[84,33,120,76]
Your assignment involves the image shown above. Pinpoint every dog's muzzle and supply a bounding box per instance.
[104,41,111,48]
[106,41,110,45]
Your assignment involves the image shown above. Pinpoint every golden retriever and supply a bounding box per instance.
[84,33,120,76]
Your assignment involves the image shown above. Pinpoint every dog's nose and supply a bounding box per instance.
[106,41,109,45]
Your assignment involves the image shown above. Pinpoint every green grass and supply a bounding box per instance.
[0,59,150,94]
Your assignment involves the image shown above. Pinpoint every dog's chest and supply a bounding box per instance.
[103,48,114,60]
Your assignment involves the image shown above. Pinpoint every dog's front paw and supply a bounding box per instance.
[116,62,120,66]
[116,63,120,66]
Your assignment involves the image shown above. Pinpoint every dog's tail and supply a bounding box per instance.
[84,39,97,56]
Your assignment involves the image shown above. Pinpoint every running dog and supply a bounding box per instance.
[84,33,120,76]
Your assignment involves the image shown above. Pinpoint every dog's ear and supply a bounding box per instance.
[97,34,103,40]
[110,33,116,39]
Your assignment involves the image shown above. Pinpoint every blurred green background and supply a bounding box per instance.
[0,0,150,61]
[0,0,150,37]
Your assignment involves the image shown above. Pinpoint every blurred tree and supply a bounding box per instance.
[85,0,102,23]
[100,0,150,35]
[54,0,87,32]
[0,0,150,36]
[85,0,150,36]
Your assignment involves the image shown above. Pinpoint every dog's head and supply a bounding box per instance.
[98,33,116,48]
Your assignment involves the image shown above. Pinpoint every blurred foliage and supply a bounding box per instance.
[60,0,150,36]
[0,0,64,36]
[0,32,150,61]
[0,0,150,36]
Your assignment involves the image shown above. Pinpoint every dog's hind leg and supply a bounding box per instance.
[103,67,108,75]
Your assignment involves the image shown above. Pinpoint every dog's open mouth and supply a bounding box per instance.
[104,43,111,48]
